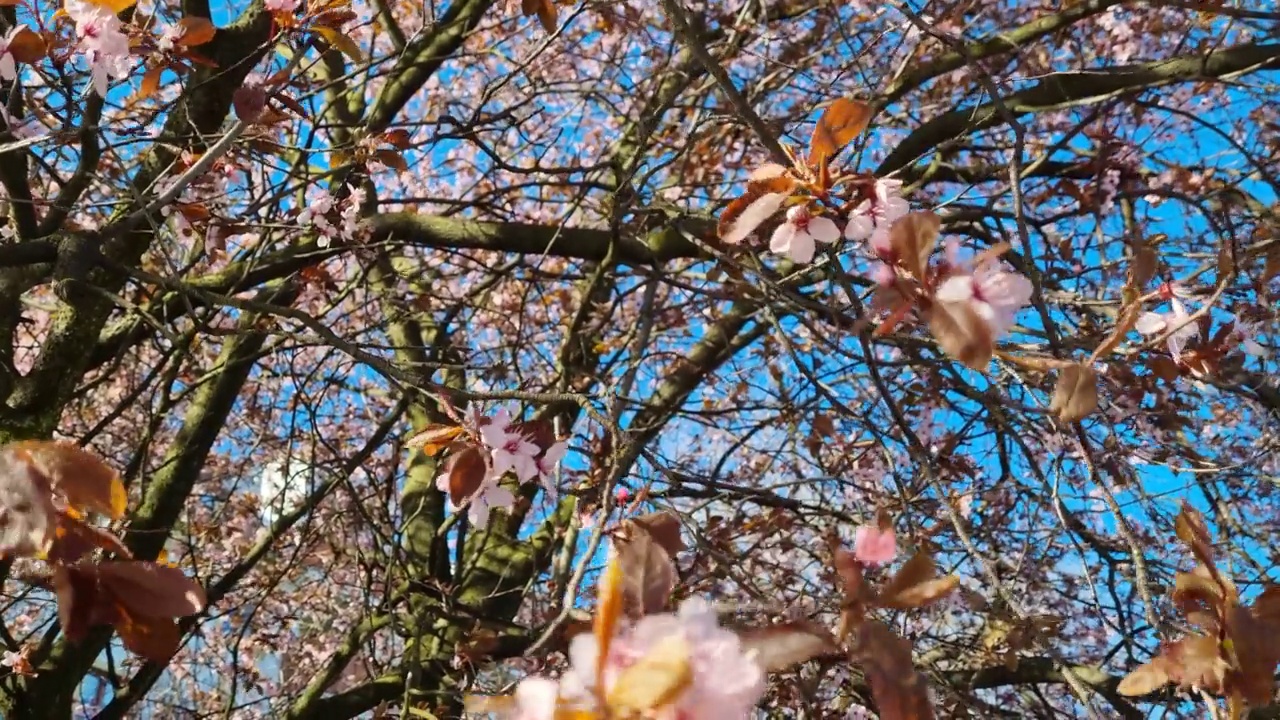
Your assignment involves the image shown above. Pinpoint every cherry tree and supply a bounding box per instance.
[0,0,1276,718]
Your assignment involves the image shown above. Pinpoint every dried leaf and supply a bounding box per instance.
[406,424,463,457]
[889,211,940,281]
[717,175,796,245]
[1129,242,1158,289]
[736,621,842,672]
[138,66,163,99]
[620,511,685,556]
[176,17,216,47]
[853,620,936,720]
[1049,363,1098,422]
[1091,302,1141,361]
[442,446,487,506]
[927,299,994,371]
[807,98,872,168]
[1117,660,1170,696]
[314,25,365,64]
[877,552,960,610]
[6,27,47,64]
[1225,604,1280,706]
[9,440,127,519]
[606,634,693,716]
[1174,502,1215,566]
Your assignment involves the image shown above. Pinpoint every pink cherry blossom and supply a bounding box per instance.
[853,525,897,566]
[1135,298,1199,362]
[1229,316,1268,357]
[481,407,540,482]
[535,440,567,500]
[65,0,133,97]
[769,205,839,264]
[512,597,766,719]
[265,0,300,12]
[0,26,23,82]
[934,256,1034,338]
[845,177,909,249]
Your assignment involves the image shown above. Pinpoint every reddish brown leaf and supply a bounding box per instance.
[736,621,842,672]
[7,27,47,64]
[383,129,413,149]
[96,561,206,618]
[807,98,872,168]
[232,85,267,123]
[372,148,408,173]
[1091,302,1140,361]
[116,606,181,662]
[176,17,216,47]
[442,446,487,506]
[47,511,132,564]
[9,440,127,519]
[51,564,116,642]
[1049,363,1098,422]
[1162,634,1229,694]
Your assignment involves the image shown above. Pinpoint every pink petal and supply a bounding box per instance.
[934,275,974,304]
[769,223,796,255]
[721,193,788,245]
[808,217,840,244]
[1134,312,1167,336]
[853,525,897,566]
[788,232,816,263]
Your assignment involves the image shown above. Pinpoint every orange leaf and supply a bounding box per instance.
[176,17,217,47]
[138,66,163,99]
[6,28,47,64]
[522,0,558,32]
[594,553,623,683]
[807,98,872,168]
[406,424,463,457]
[88,0,137,11]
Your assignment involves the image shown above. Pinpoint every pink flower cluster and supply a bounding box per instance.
[298,186,367,248]
[64,0,133,96]
[769,177,909,265]
[510,598,767,720]
[436,407,567,528]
